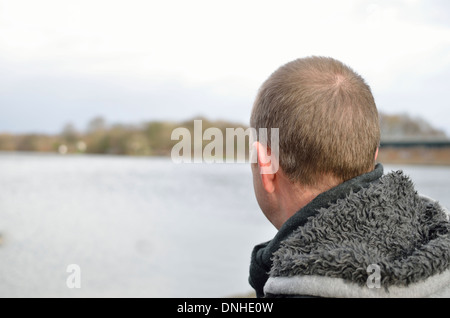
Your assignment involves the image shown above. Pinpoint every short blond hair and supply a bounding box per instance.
[250,56,380,186]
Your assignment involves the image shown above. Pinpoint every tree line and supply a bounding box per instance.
[0,113,447,156]
[0,116,246,156]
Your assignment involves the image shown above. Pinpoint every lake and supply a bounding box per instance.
[1,152,449,297]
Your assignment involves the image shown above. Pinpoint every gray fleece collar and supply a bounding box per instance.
[269,170,450,293]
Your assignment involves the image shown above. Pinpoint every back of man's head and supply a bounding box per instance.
[250,56,380,186]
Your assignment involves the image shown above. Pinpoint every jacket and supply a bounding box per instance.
[249,164,450,297]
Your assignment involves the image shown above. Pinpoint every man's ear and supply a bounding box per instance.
[253,141,276,194]
[375,147,379,161]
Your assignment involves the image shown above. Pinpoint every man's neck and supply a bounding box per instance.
[275,178,340,230]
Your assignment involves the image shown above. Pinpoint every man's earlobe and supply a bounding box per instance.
[253,141,279,175]
[254,141,276,193]
[260,172,275,193]
[375,147,379,161]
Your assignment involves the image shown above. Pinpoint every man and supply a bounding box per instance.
[249,56,450,297]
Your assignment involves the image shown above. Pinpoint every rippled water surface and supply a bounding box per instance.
[0,152,449,297]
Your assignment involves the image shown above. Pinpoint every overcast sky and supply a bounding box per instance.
[0,0,449,134]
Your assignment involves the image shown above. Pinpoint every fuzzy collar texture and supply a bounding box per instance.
[249,164,450,298]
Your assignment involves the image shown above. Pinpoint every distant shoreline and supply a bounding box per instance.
[376,147,450,166]
[1,113,449,159]
[2,147,450,166]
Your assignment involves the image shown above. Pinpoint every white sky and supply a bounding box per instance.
[0,0,449,134]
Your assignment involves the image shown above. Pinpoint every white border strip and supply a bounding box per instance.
[264,268,450,298]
